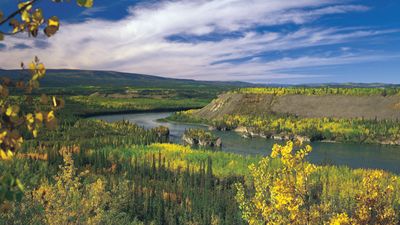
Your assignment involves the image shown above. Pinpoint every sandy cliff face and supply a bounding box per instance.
[194,93,400,120]
[194,93,274,119]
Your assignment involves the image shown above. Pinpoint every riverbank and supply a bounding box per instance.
[166,110,400,146]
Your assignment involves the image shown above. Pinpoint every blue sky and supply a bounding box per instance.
[0,0,399,84]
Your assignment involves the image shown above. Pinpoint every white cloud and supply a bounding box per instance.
[0,0,396,82]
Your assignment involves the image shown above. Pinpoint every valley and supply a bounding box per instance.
[1,71,400,224]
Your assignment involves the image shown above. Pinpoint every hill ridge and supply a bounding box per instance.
[0,69,252,88]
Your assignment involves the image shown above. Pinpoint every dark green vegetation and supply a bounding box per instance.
[23,119,170,154]
[66,96,210,116]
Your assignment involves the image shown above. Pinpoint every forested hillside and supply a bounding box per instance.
[0,69,251,88]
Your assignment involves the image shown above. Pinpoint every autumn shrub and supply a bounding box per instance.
[33,152,111,225]
[235,141,324,224]
[329,171,399,225]
[235,141,400,225]
[0,0,94,204]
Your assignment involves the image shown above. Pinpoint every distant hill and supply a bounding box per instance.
[1,69,398,89]
[0,69,252,88]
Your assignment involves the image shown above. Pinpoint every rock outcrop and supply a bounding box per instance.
[182,129,222,148]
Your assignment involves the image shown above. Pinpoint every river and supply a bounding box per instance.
[92,112,400,173]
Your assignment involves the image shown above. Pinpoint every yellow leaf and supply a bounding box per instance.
[77,0,93,8]
[16,179,24,191]
[33,129,38,138]
[0,150,8,160]
[32,9,43,23]
[0,149,13,160]
[0,131,6,137]
[48,16,59,27]
[6,105,20,117]
[18,2,32,11]
[52,96,57,107]
[21,10,30,22]
[7,150,13,158]
[35,112,44,122]
[0,131,7,144]
[37,63,46,77]
[32,73,39,80]
[26,113,34,124]
[29,62,36,71]
[44,16,60,37]
[47,111,55,121]
[45,111,57,129]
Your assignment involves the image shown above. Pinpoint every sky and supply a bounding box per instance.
[0,0,399,84]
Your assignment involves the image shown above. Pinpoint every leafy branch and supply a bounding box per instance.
[0,0,39,26]
[0,0,93,40]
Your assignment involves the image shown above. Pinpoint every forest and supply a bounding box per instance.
[235,87,400,96]
[1,116,400,224]
[1,1,400,225]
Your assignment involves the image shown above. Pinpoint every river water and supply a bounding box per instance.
[93,112,400,173]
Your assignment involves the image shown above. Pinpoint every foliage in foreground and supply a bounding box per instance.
[236,141,400,225]
[34,152,110,225]
[1,144,247,225]
[1,140,400,224]
[0,0,94,204]
[0,57,63,203]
